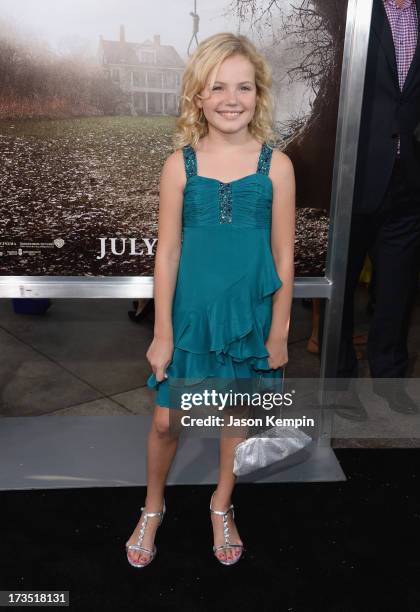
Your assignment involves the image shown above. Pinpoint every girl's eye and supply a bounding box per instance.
[211,86,252,91]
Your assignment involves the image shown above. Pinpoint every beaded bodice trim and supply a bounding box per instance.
[182,143,273,225]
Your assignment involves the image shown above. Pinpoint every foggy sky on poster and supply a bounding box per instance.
[0,0,312,122]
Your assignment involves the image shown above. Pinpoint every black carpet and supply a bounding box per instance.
[1,449,420,612]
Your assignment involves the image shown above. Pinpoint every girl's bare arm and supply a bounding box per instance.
[269,149,296,345]
[146,149,185,380]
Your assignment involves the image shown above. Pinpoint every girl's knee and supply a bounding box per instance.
[153,406,174,436]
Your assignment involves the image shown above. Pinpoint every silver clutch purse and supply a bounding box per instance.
[233,370,312,476]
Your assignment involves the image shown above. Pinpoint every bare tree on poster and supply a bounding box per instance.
[227,0,347,210]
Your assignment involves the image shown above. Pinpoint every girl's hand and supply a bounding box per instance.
[265,337,288,369]
[146,336,174,382]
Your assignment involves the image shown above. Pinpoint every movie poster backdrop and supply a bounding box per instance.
[0,0,348,278]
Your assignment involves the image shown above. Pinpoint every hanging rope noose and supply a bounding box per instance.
[187,0,200,56]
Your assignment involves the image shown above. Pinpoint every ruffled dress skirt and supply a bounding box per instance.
[147,224,283,410]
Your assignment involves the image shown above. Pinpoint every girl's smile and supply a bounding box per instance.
[216,111,244,119]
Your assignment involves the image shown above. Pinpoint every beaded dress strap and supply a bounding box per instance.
[183,145,197,178]
[257,142,273,175]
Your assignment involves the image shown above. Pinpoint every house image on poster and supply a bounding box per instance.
[98,26,185,115]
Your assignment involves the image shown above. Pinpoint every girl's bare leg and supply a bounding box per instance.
[126,405,181,564]
[210,404,248,563]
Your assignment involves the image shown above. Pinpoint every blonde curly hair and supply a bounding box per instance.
[172,32,277,150]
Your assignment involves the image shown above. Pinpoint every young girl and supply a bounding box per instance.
[125,31,295,568]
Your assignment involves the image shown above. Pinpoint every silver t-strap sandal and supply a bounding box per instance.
[125,500,166,568]
[210,492,244,565]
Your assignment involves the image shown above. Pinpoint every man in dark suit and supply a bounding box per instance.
[323,0,420,419]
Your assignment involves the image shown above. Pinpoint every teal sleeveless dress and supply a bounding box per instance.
[146,142,284,409]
